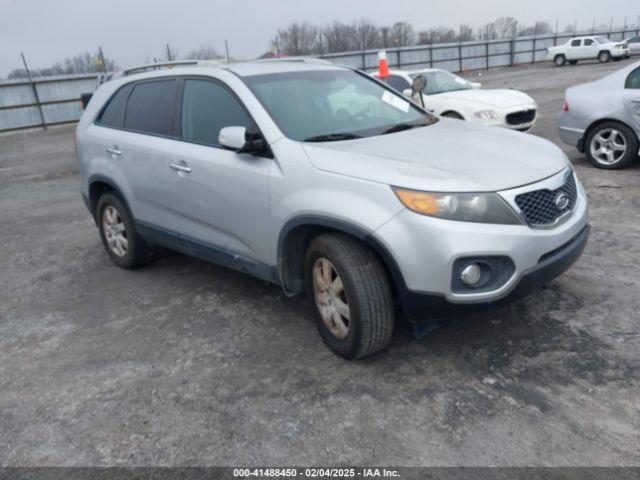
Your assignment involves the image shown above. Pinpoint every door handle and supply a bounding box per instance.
[106,146,122,156]
[169,162,192,174]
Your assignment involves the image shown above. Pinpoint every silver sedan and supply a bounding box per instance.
[559,61,640,169]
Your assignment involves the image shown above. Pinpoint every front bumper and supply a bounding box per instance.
[373,169,589,321]
[473,104,538,131]
[399,224,589,320]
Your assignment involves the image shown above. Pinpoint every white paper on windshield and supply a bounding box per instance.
[381,91,410,113]
[454,77,467,85]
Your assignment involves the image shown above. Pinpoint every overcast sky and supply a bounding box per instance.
[1,0,637,77]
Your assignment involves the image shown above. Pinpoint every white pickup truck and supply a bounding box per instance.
[547,36,629,66]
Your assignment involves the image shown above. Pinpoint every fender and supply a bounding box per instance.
[86,174,133,222]
[276,214,409,298]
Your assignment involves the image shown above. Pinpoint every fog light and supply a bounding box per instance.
[460,263,482,286]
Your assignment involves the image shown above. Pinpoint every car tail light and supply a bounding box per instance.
[563,100,569,112]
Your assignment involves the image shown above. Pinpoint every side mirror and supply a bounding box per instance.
[411,75,427,108]
[411,75,427,94]
[218,126,265,155]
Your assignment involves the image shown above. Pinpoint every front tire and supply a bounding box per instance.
[598,51,611,63]
[554,55,566,67]
[97,192,153,269]
[304,234,394,359]
[585,122,639,170]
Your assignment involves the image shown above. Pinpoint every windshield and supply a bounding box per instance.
[242,69,435,141]
[595,37,610,44]
[409,70,473,95]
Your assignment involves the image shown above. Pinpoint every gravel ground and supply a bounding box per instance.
[0,58,639,467]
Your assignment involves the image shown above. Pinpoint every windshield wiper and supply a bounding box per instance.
[381,122,430,135]
[303,132,362,142]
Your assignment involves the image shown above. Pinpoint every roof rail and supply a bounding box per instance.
[252,57,334,66]
[121,60,204,77]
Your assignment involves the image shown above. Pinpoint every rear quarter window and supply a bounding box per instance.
[96,84,132,128]
[625,68,640,89]
[123,79,179,136]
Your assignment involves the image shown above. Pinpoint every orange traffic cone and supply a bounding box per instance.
[378,51,390,79]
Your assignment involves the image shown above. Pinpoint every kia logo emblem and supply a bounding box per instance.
[555,192,570,210]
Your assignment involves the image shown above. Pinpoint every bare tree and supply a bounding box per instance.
[185,45,224,60]
[480,22,499,40]
[458,24,474,42]
[417,27,456,44]
[389,22,415,46]
[493,17,519,38]
[379,26,393,48]
[519,21,553,36]
[322,21,356,52]
[272,22,321,55]
[351,19,381,50]
[7,51,115,79]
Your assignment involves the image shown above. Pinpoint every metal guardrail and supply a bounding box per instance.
[0,73,100,133]
[318,28,640,72]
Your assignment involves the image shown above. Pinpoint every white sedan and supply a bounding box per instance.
[374,68,538,131]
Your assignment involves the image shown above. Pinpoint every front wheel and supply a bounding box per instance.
[304,234,394,359]
[585,122,639,170]
[554,55,566,67]
[598,51,611,63]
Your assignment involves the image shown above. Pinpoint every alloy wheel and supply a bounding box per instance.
[312,257,351,339]
[102,205,128,257]
[590,128,627,166]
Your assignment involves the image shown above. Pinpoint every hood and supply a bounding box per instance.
[430,88,535,109]
[302,119,568,192]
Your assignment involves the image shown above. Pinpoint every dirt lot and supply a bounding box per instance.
[1,58,639,467]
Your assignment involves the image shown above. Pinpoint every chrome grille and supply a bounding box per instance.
[515,172,577,226]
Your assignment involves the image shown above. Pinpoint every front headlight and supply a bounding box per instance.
[474,109,499,120]
[393,188,522,224]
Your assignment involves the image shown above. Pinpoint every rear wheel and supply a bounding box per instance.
[554,55,566,67]
[97,192,153,268]
[585,122,639,170]
[304,234,394,359]
[598,51,611,63]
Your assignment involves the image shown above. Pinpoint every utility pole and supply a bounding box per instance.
[166,43,172,61]
[592,18,596,33]
[224,39,230,62]
[20,52,46,130]
[98,46,108,74]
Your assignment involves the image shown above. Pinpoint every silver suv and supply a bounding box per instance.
[76,59,590,359]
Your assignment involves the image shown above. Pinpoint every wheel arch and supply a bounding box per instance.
[277,216,407,298]
[88,175,132,222]
[583,117,635,147]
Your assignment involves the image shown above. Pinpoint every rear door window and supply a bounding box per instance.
[180,79,254,146]
[584,39,594,46]
[124,79,179,136]
[570,39,582,47]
